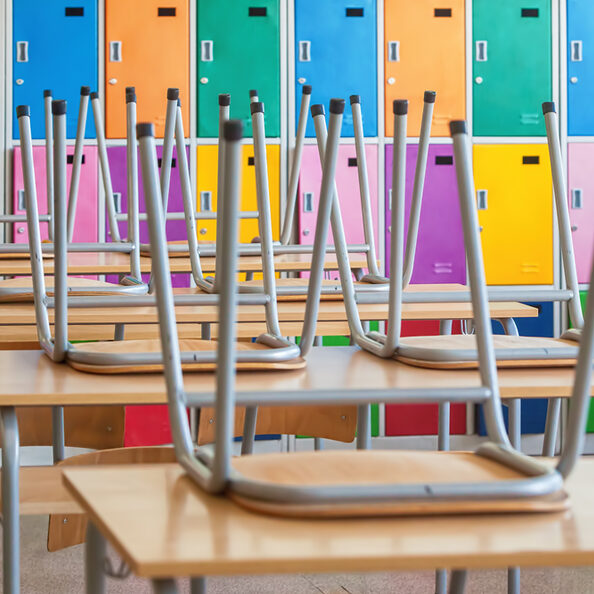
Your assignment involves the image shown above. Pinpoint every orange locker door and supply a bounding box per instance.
[105,0,189,138]
[384,0,465,137]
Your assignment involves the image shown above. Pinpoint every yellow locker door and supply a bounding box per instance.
[195,144,280,243]
[473,144,553,285]
[105,0,189,138]
[384,0,465,137]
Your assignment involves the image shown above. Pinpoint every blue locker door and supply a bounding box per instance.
[13,0,97,139]
[567,0,594,135]
[295,0,377,137]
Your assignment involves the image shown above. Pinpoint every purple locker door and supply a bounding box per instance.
[385,144,466,284]
[567,143,594,284]
[13,146,98,245]
[107,144,190,287]
[298,144,379,279]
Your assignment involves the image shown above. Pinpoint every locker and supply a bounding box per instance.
[12,146,98,244]
[298,144,379,280]
[567,0,594,135]
[197,0,280,138]
[384,0,465,137]
[473,144,553,285]
[13,0,97,139]
[581,291,594,433]
[472,0,551,136]
[385,144,466,283]
[105,0,189,138]
[567,144,594,283]
[196,144,280,244]
[295,0,377,137]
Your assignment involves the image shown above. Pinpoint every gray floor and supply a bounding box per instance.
[12,515,594,594]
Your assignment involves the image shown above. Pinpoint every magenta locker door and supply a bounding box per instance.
[13,146,98,244]
[567,143,594,284]
[298,144,379,279]
[385,144,466,284]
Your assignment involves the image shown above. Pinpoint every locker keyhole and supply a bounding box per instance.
[17,190,26,211]
[200,191,213,212]
[476,190,488,210]
[388,41,400,62]
[303,192,314,213]
[571,189,583,209]
[476,41,487,62]
[201,40,213,62]
[299,41,311,62]
[113,192,122,214]
[109,41,122,63]
[16,41,28,63]
[571,41,583,62]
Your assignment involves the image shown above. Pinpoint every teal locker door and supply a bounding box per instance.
[197,1,280,138]
[473,0,551,136]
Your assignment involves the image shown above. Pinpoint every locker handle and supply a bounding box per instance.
[65,7,84,16]
[476,189,488,210]
[157,157,176,168]
[476,41,487,62]
[16,41,28,63]
[109,41,122,63]
[571,41,583,62]
[248,7,267,16]
[299,41,311,62]
[571,189,583,209]
[67,154,86,165]
[247,156,255,166]
[113,192,122,214]
[387,41,400,62]
[200,191,212,212]
[303,192,314,213]
[521,8,539,17]
[201,40,213,62]
[158,7,176,16]
[17,190,26,212]
[348,157,357,167]
[346,8,364,16]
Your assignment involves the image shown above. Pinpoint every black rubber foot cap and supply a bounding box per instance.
[52,100,67,115]
[424,90,436,103]
[249,89,258,98]
[542,101,556,114]
[80,86,91,96]
[350,94,361,105]
[43,89,52,98]
[126,91,136,103]
[218,94,231,106]
[125,86,136,94]
[136,123,154,138]
[167,88,179,101]
[310,104,325,117]
[90,91,99,100]
[393,99,408,115]
[302,85,312,95]
[16,105,30,118]
[329,98,345,114]
[449,120,467,135]
[224,120,243,141]
[250,102,264,114]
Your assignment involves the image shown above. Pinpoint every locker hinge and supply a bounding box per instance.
[201,40,213,62]
[387,41,400,62]
[109,41,122,63]
[475,41,487,62]
[571,189,583,209]
[200,191,213,212]
[299,41,311,62]
[16,41,28,63]
[476,189,488,210]
[113,192,122,214]
[303,192,314,213]
[571,41,583,62]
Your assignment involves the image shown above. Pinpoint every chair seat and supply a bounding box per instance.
[66,338,306,374]
[229,450,569,518]
[140,240,214,258]
[395,335,579,369]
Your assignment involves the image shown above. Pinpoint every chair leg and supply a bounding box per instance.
[152,579,179,594]
[449,569,467,594]
[190,577,206,594]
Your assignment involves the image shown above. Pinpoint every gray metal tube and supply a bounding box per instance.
[356,404,371,450]
[152,579,179,594]
[85,523,107,594]
[44,90,54,240]
[67,87,90,241]
[507,569,520,594]
[241,407,258,455]
[214,95,230,292]
[160,89,179,211]
[52,406,65,462]
[126,90,142,279]
[542,397,561,456]
[190,578,206,594]
[449,570,467,594]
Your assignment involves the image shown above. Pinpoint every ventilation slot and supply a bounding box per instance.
[158,7,176,16]
[65,7,84,16]
[248,7,267,16]
[434,8,452,17]
[435,155,453,165]
[522,156,539,165]
[346,8,364,16]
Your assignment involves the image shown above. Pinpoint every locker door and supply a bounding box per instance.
[13,146,98,244]
[473,144,553,285]
[385,144,466,283]
[567,143,594,283]
[105,0,189,138]
[473,0,551,136]
[197,1,280,138]
[196,145,280,243]
[384,0,465,137]
[295,0,377,137]
[567,1,594,135]
[13,0,97,139]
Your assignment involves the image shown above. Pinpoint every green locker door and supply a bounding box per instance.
[473,0,551,136]
[197,1,280,138]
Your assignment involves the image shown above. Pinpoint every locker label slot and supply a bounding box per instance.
[475,41,487,62]
[65,7,84,16]
[522,156,539,164]
[16,41,28,63]
[571,189,583,209]
[521,8,539,17]
[157,158,176,168]
[435,155,453,165]
[158,7,176,16]
[67,154,86,165]
[299,41,311,62]
[346,8,364,17]
[434,8,452,17]
[109,41,122,63]
[303,192,314,213]
[201,40,213,62]
[571,41,583,62]
[200,191,213,212]
[113,192,122,214]
[476,189,488,210]
[348,157,357,167]
[387,41,400,62]
[17,190,26,212]
[248,7,267,16]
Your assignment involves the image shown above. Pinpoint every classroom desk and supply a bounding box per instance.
[0,346,591,594]
[63,458,594,593]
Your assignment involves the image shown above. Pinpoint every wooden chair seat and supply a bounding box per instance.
[140,239,214,258]
[239,278,379,301]
[396,335,579,369]
[230,450,569,518]
[66,338,306,374]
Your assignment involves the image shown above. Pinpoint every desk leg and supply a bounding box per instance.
[190,577,206,594]
[52,406,65,463]
[153,578,179,593]
[241,407,258,455]
[314,437,324,450]
[449,570,467,594]
[114,323,125,341]
[1,406,20,594]
[508,566,520,594]
[86,522,106,594]
[542,397,562,456]
[356,404,371,450]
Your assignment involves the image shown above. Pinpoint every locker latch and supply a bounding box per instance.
[109,41,122,63]
[65,7,84,16]
[434,8,452,17]
[346,8,364,17]
[521,8,539,17]
[522,155,539,164]
[476,189,488,210]
[201,41,213,62]
[158,7,176,16]
[571,41,583,62]
[387,41,400,62]
[303,192,314,213]
[435,155,453,165]
[475,41,487,62]
[571,189,583,209]
[200,191,213,212]
[17,190,26,211]
[248,7,267,16]
[113,192,122,214]
[16,41,28,63]
[299,41,311,62]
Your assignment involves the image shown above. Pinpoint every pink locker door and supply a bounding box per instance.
[13,146,98,244]
[385,144,466,283]
[567,143,594,283]
[298,144,379,279]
